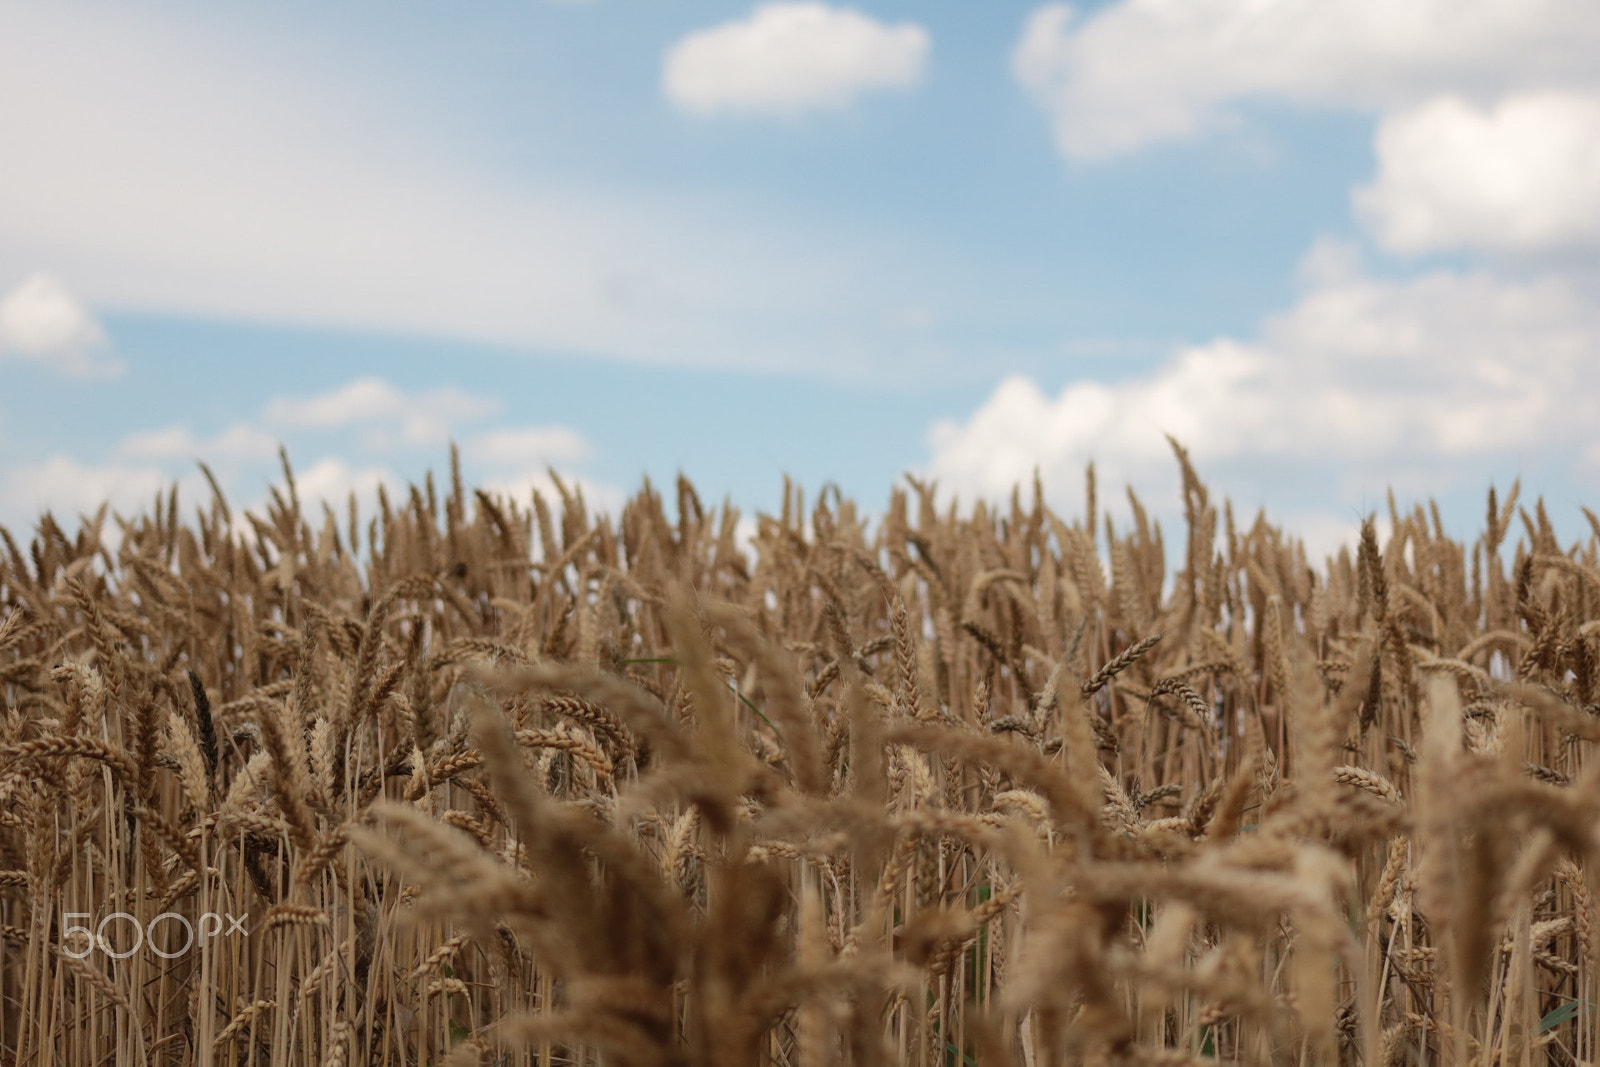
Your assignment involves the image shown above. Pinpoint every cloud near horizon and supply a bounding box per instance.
[931,0,1600,558]
[925,247,1600,554]
[1,376,623,536]
[263,378,502,452]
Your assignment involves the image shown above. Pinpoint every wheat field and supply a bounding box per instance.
[2,441,1599,1066]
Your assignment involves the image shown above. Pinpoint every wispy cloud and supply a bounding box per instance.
[0,6,922,377]
[663,3,929,116]
[116,423,280,462]
[263,378,500,449]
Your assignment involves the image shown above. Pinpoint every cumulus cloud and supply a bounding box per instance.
[0,272,120,377]
[1354,91,1600,253]
[663,3,929,116]
[925,261,1600,535]
[1012,0,1600,160]
[994,0,1600,552]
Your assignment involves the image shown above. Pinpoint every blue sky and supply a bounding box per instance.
[3,0,1599,559]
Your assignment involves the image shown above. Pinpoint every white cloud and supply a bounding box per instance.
[291,457,399,517]
[125,379,592,484]
[3,454,174,521]
[256,378,621,516]
[1012,0,1600,160]
[118,423,279,461]
[1295,235,1366,288]
[480,470,627,522]
[264,379,415,427]
[925,262,1600,517]
[0,6,897,376]
[1354,91,1600,253]
[264,378,500,448]
[0,272,119,378]
[462,425,620,521]
[463,426,592,467]
[663,3,929,116]
[1000,0,1600,557]
[0,372,627,544]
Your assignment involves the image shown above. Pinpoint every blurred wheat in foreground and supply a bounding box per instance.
[6,444,1600,1067]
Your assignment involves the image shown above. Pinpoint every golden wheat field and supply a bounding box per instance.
[5,441,1600,1066]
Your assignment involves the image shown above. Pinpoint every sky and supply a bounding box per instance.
[3,0,1600,562]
